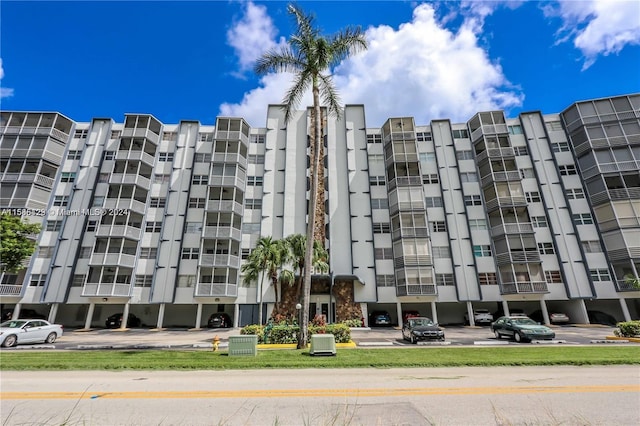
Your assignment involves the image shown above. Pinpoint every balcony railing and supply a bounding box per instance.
[490,222,534,237]
[581,160,640,180]
[485,196,527,211]
[0,284,23,296]
[115,150,156,166]
[212,152,247,169]
[82,283,132,297]
[495,250,541,265]
[203,226,242,241]
[1,126,70,142]
[89,253,137,268]
[476,147,515,163]
[616,279,640,292]
[121,127,159,144]
[109,173,151,190]
[194,283,238,297]
[500,281,548,294]
[103,198,146,215]
[199,254,240,268]
[208,175,246,188]
[1,173,55,189]
[205,200,244,215]
[481,170,521,186]
[470,124,509,142]
[394,254,432,268]
[396,284,437,296]
[392,227,429,240]
[95,225,142,240]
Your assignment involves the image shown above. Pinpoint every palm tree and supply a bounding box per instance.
[285,233,329,305]
[255,3,367,348]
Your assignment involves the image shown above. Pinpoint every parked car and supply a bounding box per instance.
[105,313,141,329]
[530,310,570,324]
[402,310,421,324]
[369,311,392,327]
[491,316,555,343]
[464,309,494,325]
[402,317,445,343]
[0,319,63,347]
[207,313,232,328]
[2,308,47,321]
[587,310,617,326]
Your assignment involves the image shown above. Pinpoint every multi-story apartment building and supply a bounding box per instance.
[1,94,638,328]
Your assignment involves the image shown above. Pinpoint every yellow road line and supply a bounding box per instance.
[2,385,638,400]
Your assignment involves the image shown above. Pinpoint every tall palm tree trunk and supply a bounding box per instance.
[299,83,322,349]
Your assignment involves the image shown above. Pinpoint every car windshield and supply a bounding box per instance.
[512,318,537,325]
[0,320,27,328]
[410,318,434,327]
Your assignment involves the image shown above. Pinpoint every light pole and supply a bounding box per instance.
[296,303,302,343]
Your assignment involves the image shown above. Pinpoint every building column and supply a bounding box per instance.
[120,302,131,329]
[156,303,166,329]
[48,303,59,323]
[619,297,631,322]
[396,302,403,326]
[431,301,438,325]
[539,299,550,325]
[194,303,203,329]
[577,299,589,324]
[502,300,510,317]
[84,302,95,330]
[233,303,240,328]
[12,303,22,320]
[466,301,475,326]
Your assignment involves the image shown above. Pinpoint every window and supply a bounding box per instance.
[469,219,487,230]
[559,164,577,176]
[566,188,585,199]
[526,192,541,203]
[479,273,497,285]
[552,142,571,152]
[423,174,439,184]
[110,131,121,140]
[98,173,110,183]
[245,198,263,209]
[177,275,196,287]
[192,175,208,185]
[582,240,603,253]
[248,155,264,164]
[250,134,265,144]
[154,174,170,183]
[149,198,166,208]
[79,246,92,258]
[432,247,450,259]
[368,154,384,167]
[425,197,443,208]
[464,195,482,206]
[135,275,153,287]
[374,248,394,260]
[185,222,203,233]
[416,132,432,142]
[53,196,69,207]
[199,133,213,142]
[46,220,62,232]
[456,150,474,160]
[242,222,261,234]
[547,121,563,131]
[104,151,115,161]
[452,129,469,139]
[36,246,54,258]
[189,197,206,208]
[431,221,446,232]
[373,223,390,234]
[145,221,162,232]
[67,150,82,160]
[158,152,174,162]
[367,134,382,144]
[473,245,492,257]
[162,131,176,141]
[369,176,386,186]
[538,242,555,255]
[241,249,251,260]
[419,152,436,162]
[508,125,523,135]
[545,270,563,283]
[181,248,200,260]
[436,273,454,286]
[590,269,611,282]
[514,146,529,156]
[247,176,263,186]
[194,153,212,162]
[520,168,535,179]
[376,274,395,287]
[29,274,47,287]
[532,216,548,228]
[86,220,98,232]
[72,274,86,287]
[371,198,389,209]
[74,129,88,139]
[573,213,593,225]
[139,247,158,258]
[460,172,478,182]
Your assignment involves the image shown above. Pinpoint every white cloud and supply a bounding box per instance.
[226,1,286,76]
[220,3,523,127]
[545,0,640,69]
[0,58,14,98]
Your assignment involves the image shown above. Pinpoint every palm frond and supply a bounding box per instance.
[254,48,303,76]
[317,73,342,118]
[282,69,312,123]
[328,28,368,67]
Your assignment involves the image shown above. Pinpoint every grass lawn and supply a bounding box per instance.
[1,346,639,370]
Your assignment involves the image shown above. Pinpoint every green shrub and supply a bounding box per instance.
[341,318,363,327]
[614,320,640,338]
[240,322,351,344]
[310,323,351,343]
[240,324,265,342]
[266,325,300,344]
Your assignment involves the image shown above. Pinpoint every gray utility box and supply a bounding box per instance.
[228,335,258,356]
[309,334,336,356]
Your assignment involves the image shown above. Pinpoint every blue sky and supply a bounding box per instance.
[1,1,639,127]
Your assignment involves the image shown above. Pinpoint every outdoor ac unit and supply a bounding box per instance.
[309,334,336,356]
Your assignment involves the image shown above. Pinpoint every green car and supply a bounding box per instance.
[491,316,556,343]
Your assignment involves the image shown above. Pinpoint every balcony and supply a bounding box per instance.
[476,147,515,163]
[115,150,156,166]
[396,284,437,296]
[589,187,640,205]
[500,281,548,294]
[82,283,132,297]
[495,250,541,265]
[392,227,429,240]
[394,254,432,268]
[194,283,238,297]
[95,225,142,240]
[89,253,137,268]
[0,284,23,296]
[199,254,240,268]
[212,152,247,169]
[121,127,159,144]
[490,222,534,237]
[1,126,70,142]
[485,196,527,211]
[203,226,241,241]
[1,173,55,189]
[470,124,509,142]
[109,173,151,190]
[581,160,640,180]
[209,175,246,188]
[481,170,521,187]
[616,279,640,292]
[103,198,146,215]
[205,200,244,216]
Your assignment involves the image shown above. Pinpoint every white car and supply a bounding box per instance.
[0,319,63,347]
[464,309,494,325]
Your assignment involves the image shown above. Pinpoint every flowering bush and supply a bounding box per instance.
[613,320,640,338]
[239,322,351,344]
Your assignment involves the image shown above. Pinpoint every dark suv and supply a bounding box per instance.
[369,311,392,327]
[207,313,232,328]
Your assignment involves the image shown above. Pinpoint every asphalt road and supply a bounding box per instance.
[2,366,639,425]
[0,324,623,351]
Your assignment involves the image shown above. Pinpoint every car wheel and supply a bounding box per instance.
[410,335,417,344]
[494,330,501,339]
[2,335,17,347]
[45,333,57,344]
[514,333,522,343]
